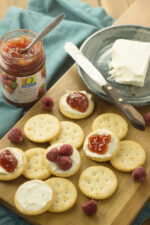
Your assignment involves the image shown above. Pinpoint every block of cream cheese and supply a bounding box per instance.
[109,39,150,87]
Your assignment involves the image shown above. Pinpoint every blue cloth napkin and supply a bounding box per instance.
[0,0,113,138]
[0,1,149,225]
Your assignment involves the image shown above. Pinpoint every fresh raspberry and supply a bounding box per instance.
[46,148,59,162]
[132,167,147,182]
[82,199,98,216]
[8,128,23,143]
[143,112,150,125]
[42,96,54,110]
[59,144,73,156]
[59,156,72,171]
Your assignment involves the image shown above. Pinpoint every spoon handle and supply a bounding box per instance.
[26,14,65,51]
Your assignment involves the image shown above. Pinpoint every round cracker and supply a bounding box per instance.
[24,114,60,143]
[50,121,84,148]
[59,91,94,119]
[23,148,51,180]
[45,177,77,212]
[79,166,118,199]
[83,129,120,162]
[14,180,54,215]
[92,113,128,139]
[0,147,27,181]
[44,143,81,178]
[110,140,146,172]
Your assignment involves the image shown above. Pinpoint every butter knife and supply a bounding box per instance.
[64,42,145,131]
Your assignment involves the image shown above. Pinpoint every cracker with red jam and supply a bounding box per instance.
[44,143,81,177]
[0,147,27,181]
[59,90,94,119]
[83,129,120,162]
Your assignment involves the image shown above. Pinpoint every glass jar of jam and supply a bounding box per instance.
[0,29,46,107]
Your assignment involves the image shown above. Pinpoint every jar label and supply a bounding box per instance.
[0,66,46,104]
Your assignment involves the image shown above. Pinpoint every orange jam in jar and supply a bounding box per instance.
[0,30,46,107]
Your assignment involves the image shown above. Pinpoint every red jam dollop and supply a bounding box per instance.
[66,91,89,112]
[2,36,40,59]
[88,134,111,154]
[0,150,18,172]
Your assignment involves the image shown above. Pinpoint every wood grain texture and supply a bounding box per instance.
[0,0,150,225]
[0,65,150,225]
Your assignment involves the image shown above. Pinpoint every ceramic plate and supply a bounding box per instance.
[77,25,150,106]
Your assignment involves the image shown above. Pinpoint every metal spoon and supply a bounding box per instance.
[22,13,65,53]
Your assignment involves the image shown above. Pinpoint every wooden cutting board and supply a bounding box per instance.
[0,0,150,225]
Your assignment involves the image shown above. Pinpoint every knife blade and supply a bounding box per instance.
[64,42,145,131]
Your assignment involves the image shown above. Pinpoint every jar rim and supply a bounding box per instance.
[0,29,42,60]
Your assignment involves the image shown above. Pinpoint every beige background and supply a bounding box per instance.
[0,0,136,20]
[0,1,149,225]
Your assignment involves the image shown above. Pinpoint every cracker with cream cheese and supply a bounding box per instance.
[83,129,120,162]
[59,90,94,119]
[44,143,81,177]
[0,147,27,181]
[14,180,54,215]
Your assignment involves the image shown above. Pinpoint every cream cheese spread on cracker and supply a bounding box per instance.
[46,143,80,174]
[0,147,23,174]
[16,180,53,211]
[84,129,119,160]
[61,90,92,115]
